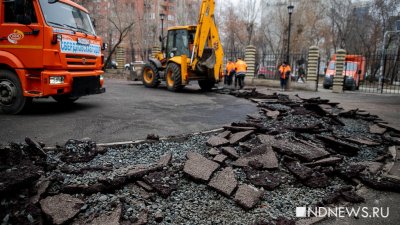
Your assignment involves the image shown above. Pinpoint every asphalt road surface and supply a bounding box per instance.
[0,79,257,146]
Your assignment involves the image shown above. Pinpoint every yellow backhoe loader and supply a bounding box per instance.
[142,0,224,92]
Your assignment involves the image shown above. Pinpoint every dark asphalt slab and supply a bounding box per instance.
[0,79,258,146]
[256,86,400,225]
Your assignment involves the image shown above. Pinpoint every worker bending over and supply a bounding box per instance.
[235,57,247,89]
[225,59,236,86]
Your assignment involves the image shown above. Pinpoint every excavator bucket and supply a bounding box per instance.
[199,48,216,69]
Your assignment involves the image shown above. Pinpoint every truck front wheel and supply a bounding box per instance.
[0,70,30,114]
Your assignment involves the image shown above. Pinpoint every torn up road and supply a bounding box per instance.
[1,88,400,225]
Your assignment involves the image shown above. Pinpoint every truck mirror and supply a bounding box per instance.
[91,18,96,28]
[358,70,361,74]
[324,68,327,73]
[159,35,163,42]
[101,43,107,50]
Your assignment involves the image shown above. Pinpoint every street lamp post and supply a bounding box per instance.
[159,13,166,52]
[286,4,294,63]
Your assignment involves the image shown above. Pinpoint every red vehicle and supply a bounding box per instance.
[257,66,276,79]
[0,0,105,114]
[323,55,366,90]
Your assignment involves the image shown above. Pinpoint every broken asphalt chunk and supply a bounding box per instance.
[316,135,359,156]
[369,124,387,134]
[282,157,313,180]
[304,171,330,188]
[206,136,229,147]
[269,137,330,162]
[143,171,177,198]
[221,147,239,159]
[208,167,238,196]
[234,184,264,210]
[208,148,220,156]
[359,175,400,193]
[229,130,254,145]
[245,168,280,190]
[213,154,228,163]
[217,130,231,139]
[232,144,278,169]
[156,152,172,168]
[223,125,257,132]
[25,137,47,158]
[62,164,159,194]
[183,152,220,182]
[283,156,331,187]
[40,194,84,225]
[303,157,343,167]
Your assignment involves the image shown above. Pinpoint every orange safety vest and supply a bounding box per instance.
[278,64,291,79]
[235,60,247,74]
[226,62,235,75]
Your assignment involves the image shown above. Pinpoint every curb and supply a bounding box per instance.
[43,128,225,151]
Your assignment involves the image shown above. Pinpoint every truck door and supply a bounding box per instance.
[1,0,44,68]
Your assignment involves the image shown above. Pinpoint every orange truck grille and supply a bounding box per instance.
[66,54,97,69]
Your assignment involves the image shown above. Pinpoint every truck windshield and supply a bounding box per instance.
[328,62,335,70]
[39,0,96,35]
[167,29,190,58]
[345,62,357,71]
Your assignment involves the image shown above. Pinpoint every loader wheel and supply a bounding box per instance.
[0,69,30,114]
[198,80,215,92]
[142,63,160,88]
[166,63,184,92]
[52,95,79,104]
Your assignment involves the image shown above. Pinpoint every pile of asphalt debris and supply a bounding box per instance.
[1,88,400,225]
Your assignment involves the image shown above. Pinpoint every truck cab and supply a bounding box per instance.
[323,55,366,90]
[0,0,105,114]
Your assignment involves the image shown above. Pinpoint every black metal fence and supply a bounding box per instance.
[256,53,308,81]
[138,46,400,94]
[223,49,245,63]
[356,52,400,94]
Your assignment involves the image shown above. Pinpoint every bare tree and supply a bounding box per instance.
[175,0,201,25]
[242,0,259,45]
[103,0,135,70]
[220,4,247,58]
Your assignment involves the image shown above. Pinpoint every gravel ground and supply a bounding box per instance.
[1,90,398,225]
[44,129,376,224]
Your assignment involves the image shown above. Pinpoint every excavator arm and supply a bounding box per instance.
[190,0,223,81]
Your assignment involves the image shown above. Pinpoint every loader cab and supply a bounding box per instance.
[165,27,195,59]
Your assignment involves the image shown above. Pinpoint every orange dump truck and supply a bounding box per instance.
[323,54,366,90]
[0,0,105,114]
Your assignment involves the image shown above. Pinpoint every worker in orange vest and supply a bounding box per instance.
[278,61,291,91]
[225,59,236,86]
[235,57,247,89]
